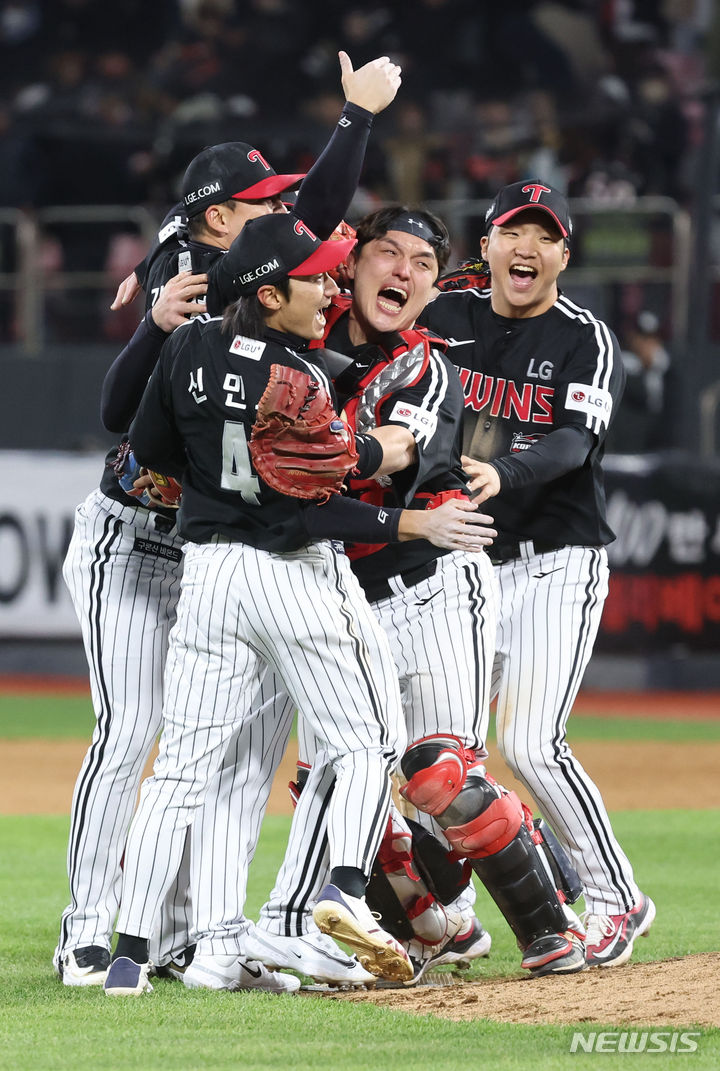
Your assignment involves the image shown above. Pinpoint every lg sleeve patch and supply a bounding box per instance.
[564,382,613,427]
[387,400,438,442]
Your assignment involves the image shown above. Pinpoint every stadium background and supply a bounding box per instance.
[1,0,719,687]
[0,5,719,1060]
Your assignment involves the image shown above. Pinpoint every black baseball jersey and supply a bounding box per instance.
[99,100,375,512]
[419,288,625,546]
[319,299,468,592]
[130,321,337,551]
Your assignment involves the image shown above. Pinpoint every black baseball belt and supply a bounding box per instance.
[487,538,568,565]
[363,557,439,603]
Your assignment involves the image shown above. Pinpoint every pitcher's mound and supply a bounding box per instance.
[318,953,720,1027]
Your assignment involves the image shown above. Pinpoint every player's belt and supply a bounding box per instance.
[363,558,439,603]
[487,538,567,565]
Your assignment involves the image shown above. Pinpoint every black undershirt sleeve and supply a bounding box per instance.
[292,102,374,238]
[101,312,170,432]
[302,494,401,544]
[489,425,595,490]
[354,434,384,479]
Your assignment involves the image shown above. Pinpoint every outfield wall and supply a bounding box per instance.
[1,449,718,688]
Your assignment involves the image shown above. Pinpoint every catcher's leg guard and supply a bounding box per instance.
[288,761,311,808]
[405,817,472,907]
[401,737,578,967]
[533,817,583,904]
[365,811,451,951]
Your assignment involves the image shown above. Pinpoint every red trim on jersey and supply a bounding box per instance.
[312,297,448,560]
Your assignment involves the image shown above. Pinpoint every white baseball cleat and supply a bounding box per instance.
[583,892,656,968]
[103,957,154,996]
[312,883,414,983]
[182,954,300,993]
[57,945,111,987]
[243,926,376,987]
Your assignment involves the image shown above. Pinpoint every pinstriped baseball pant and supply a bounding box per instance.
[56,491,293,963]
[56,490,189,964]
[115,539,405,943]
[257,549,498,935]
[491,543,639,914]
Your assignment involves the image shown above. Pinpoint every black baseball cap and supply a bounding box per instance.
[485,181,572,239]
[182,142,305,218]
[225,214,357,296]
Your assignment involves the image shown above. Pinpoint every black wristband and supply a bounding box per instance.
[341,101,374,126]
[302,495,402,544]
[354,434,385,478]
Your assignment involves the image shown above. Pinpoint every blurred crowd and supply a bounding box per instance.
[0,0,718,362]
[0,0,717,215]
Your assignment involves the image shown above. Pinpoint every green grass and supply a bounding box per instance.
[1,693,719,1069]
[0,810,718,1071]
[2,693,719,742]
[0,694,96,739]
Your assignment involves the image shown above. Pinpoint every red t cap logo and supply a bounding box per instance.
[247,149,271,171]
[293,219,317,240]
[521,183,552,204]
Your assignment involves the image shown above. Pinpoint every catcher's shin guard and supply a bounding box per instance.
[401,736,570,953]
[468,819,570,952]
[533,817,583,904]
[365,811,450,950]
[288,762,311,808]
[405,817,472,906]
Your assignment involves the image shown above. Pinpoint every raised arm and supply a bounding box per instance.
[292,51,401,238]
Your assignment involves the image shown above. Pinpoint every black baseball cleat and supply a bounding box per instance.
[103,956,154,996]
[522,933,586,977]
[153,945,196,981]
[56,945,111,987]
[404,918,492,986]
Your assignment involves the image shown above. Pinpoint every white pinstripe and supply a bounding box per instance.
[56,489,295,963]
[370,550,497,747]
[258,549,498,934]
[57,490,186,961]
[491,543,639,914]
[115,539,405,940]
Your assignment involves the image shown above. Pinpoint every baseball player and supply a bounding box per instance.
[419,180,656,968]
[238,206,587,982]
[102,214,416,996]
[55,52,406,990]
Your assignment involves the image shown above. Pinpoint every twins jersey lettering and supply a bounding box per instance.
[421,288,624,547]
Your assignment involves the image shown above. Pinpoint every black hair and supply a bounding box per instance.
[221,276,292,338]
[187,198,239,239]
[353,205,451,279]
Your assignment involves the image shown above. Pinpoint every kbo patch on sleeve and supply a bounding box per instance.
[564,382,613,427]
[388,400,438,441]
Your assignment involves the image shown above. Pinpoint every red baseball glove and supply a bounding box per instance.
[249,364,358,502]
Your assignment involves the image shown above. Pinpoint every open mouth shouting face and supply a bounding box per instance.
[480,208,569,319]
[346,230,439,342]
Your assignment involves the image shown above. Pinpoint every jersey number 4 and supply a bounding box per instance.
[221,422,261,505]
